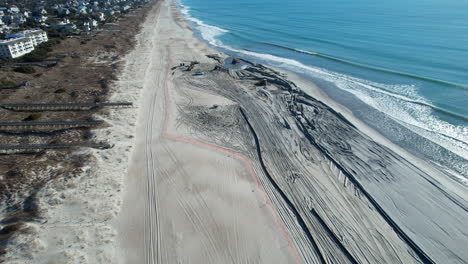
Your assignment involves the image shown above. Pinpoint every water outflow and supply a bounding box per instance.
[179,0,468,182]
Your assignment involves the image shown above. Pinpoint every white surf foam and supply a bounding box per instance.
[179,3,227,47]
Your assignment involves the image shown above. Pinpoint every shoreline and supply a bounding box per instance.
[281,70,468,201]
[116,0,467,263]
[179,1,467,181]
[180,0,468,202]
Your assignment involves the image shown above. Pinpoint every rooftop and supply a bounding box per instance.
[0,37,31,45]
[19,29,46,36]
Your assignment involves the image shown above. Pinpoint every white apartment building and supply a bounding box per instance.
[0,29,48,59]
[0,37,34,58]
[20,29,48,46]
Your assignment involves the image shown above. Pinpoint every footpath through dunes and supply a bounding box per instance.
[117,0,468,264]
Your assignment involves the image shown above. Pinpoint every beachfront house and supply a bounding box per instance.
[12,14,27,25]
[83,21,90,32]
[90,19,98,27]
[0,25,9,34]
[78,8,88,15]
[52,20,78,33]
[33,15,48,24]
[121,5,131,12]
[102,9,114,16]
[94,12,106,21]
[57,7,71,17]
[8,6,20,14]
[82,18,98,31]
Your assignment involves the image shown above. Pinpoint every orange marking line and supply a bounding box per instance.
[161,46,302,264]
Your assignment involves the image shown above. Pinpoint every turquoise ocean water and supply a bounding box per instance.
[179,0,468,182]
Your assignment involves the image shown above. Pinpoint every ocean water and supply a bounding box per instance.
[179,0,468,182]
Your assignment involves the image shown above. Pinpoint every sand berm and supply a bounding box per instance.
[114,0,468,263]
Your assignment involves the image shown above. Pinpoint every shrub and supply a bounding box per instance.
[21,39,61,62]
[99,79,108,89]
[14,66,36,74]
[54,88,66,93]
[82,130,93,140]
[23,113,42,121]
[5,169,22,178]
[24,46,51,62]
[255,79,268,86]
[0,79,16,86]
[22,55,43,62]
[0,223,23,235]
[47,31,65,40]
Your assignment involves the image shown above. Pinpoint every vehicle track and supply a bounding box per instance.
[239,107,326,264]
[143,3,162,263]
[151,36,304,264]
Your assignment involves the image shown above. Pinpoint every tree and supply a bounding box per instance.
[21,17,38,28]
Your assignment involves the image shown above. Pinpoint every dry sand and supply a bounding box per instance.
[1,7,155,264]
[116,0,468,264]
[117,1,301,263]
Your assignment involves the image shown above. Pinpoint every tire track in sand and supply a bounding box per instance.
[144,3,163,263]
[159,43,303,264]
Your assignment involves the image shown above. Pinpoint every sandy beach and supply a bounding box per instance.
[117,1,301,263]
[113,0,468,263]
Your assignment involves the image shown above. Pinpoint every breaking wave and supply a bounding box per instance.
[261,42,468,90]
[179,3,227,47]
